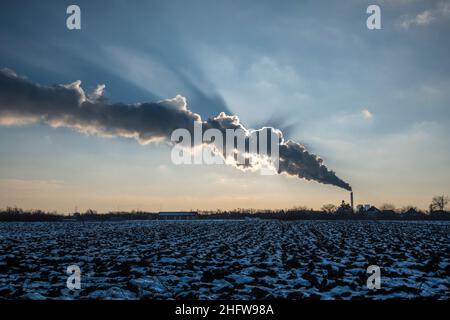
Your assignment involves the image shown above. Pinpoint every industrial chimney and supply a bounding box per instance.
[350,192,354,211]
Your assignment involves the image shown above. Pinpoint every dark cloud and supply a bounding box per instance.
[0,69,200,142]
[279,140,351,191]
[203,111,352,191]
[0,69,351,190]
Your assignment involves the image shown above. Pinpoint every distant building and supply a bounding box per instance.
[336,200,354,214]
[357,204,381,218]
[366,206,381,218]
[356,204,372,212]
[158,211,199,220]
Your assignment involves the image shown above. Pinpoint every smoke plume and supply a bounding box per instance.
[0,69,351,191]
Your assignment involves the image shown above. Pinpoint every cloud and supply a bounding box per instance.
[0,69,351,191]
[399,10,434,29]
[202,112,352,190]
[0,69,201,144]
[334,109,374,124]
[88,84,106,101]
[398,2,450,29]
[362,109,373,120]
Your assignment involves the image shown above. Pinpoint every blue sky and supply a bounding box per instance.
[1,0,449,212]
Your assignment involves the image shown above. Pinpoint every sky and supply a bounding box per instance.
[0,0,449,212]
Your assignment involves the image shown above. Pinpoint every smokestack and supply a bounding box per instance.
[350,192,354,211]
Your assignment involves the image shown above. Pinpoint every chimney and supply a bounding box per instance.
[350,192,354,210]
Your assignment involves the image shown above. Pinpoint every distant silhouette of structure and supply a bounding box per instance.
[350,192,354,210]
[1,206,450,222]
[366,206,381,218]
[158,211,198,220]
[336,200,353,214]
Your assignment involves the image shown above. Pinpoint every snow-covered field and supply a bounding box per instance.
[0,220,449,300]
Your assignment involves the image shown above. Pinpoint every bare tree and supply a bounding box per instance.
[321,204,337,214]
[431,195,449,211]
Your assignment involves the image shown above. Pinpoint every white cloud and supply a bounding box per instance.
[438,1,450,16]
[399,10,434,29]
[361,109,373,120]
[335,109,374,124]
[398,2,450,29]
[88,84,106,101]
[416,10,435,25]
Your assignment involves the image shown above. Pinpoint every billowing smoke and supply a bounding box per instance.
[0,69,351,191]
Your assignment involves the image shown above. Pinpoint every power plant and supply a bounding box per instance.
[350,191,354,211]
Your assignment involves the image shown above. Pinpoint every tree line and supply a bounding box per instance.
[0,195,448,222]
